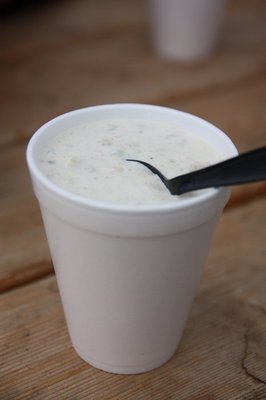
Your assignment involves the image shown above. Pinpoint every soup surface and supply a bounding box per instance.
[38,119,224,205]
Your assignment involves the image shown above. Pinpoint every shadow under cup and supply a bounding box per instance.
[26,104,237,374]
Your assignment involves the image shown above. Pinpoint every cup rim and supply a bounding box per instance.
[26,103,237,215]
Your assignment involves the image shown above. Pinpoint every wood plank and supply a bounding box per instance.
[151,74,266,207]
[0,0,265,147]
[152,75,266,153]
[0,195,52,294]
[0,145,51,294]
[0,198,265,399]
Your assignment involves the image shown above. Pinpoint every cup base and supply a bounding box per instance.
[73,344,177,374]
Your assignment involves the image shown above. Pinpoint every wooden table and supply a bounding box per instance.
[1,0,265,398]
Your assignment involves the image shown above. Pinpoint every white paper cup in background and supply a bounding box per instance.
[149,0,227,61]
[26,104,237,374]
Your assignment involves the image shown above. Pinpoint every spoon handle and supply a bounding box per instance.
[172,146,266,194]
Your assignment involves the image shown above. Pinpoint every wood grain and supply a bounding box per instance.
[0,0,265,147]
[0,145,51,294]
[0,198,265,400]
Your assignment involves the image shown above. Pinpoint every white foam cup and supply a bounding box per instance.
[149,0,227,61]
[26,104,237,374]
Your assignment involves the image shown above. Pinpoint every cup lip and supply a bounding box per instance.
[26,103,238,215]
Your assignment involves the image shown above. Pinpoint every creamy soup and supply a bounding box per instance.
[38,118,224,205]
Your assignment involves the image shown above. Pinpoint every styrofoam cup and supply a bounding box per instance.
[149,0,227,61]
[26,104,237,374]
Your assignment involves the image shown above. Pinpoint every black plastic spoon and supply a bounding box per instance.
[127,146,266,195]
